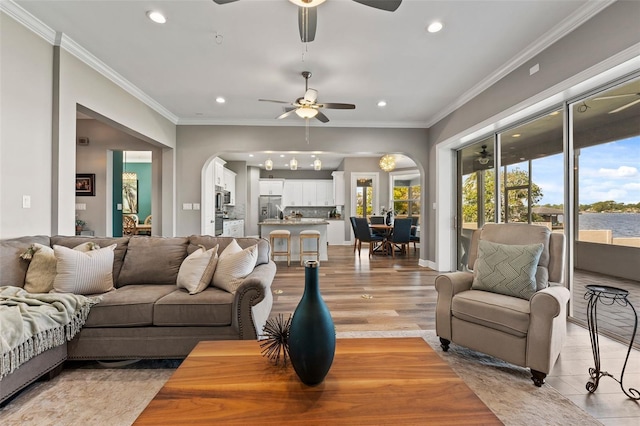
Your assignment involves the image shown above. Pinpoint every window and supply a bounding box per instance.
[392,173,420,219]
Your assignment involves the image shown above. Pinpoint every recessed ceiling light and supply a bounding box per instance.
[311,154,316,157]
[512,133,521,138]
[280,154,285,158]
[215,97,225,104]
[377,100,387,107]
[550,111,560,116]
[146,11,166,24]
[427,22,443,33]
[249,154,254,157]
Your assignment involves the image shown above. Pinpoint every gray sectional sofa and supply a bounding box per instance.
[0,234,276,404]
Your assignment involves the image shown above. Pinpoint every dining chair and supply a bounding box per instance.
[386,218,412,257]
[354,217,385,257]
[349,216,359,253]
[410,216,420,252]
[369,215,387,237]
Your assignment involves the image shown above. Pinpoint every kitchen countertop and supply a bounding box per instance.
[259,219,329,225]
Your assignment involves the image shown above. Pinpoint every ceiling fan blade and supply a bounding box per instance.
[276,109,297,120]
[593,93,638,100]
[212,0,239,4]
[315,111,330,123]
[259,99,290,104]
[352,0,402,12]
[609,98,640,114]
[319,103,356,110]
[298,6,317,43]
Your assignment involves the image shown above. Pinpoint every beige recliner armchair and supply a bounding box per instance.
[435,223,570,386]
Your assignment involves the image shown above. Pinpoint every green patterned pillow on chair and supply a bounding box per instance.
[471,239,543,300]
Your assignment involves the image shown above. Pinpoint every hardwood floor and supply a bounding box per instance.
[268,245,640,425]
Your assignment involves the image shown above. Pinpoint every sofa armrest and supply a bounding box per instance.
[434,272,473,340]
[231,261,276,340]
[527,284,570,373]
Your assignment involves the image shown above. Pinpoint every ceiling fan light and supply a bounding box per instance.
[289,0,326,8]
[290,157,298,170]
[379,154,396,172]
[313,158,322,171]
[295,106,318,119]
[478,157,490,165]
[265,158,273,171]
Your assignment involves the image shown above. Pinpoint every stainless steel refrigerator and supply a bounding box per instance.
[259,195,282,222]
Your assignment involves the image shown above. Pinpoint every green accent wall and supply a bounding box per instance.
[113,151,123,237]
[124,162,152,223]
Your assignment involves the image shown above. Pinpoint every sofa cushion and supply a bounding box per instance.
[472,240,544,300]
[118,237,188,286]
[188,235,270,266]
[176,245,219,295]
[0,236,50,288]
[24,242,101,293]
[153,287,234,326]
[452,290,530,337]
[51,236,129,285]
[83,285,176,327]
[212,240,258,293]
[53,244,116,295]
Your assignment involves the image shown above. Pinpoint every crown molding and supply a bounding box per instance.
[3,0,179,125]
[0,0,56,43]
[425,0,617,128]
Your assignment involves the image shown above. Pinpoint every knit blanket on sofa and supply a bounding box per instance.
[0,286,100,380]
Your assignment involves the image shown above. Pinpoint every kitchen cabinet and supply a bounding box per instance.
[259,179,284,196]
[302,181,316,206]
[283,180,303,206]
[222,219,244,237]
[332,171,345,206]
[223,168,236,205]
[316,180,334,206]
[327,220,345,245]
[213,157,226,187]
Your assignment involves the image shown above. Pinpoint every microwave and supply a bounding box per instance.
[215,190,231,210]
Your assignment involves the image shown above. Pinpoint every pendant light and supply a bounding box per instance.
[290,157,298,170]
[379,154,396,172]
[313,157,322,171]
[265,158,273,171]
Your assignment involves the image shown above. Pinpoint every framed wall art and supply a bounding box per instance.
[75,173,95,196]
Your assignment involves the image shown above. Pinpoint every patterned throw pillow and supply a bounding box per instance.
[177,244,219,295]
[52,244,116,295]
[22,242,100,293]
[212,240,258,294]
[471,240,544,300]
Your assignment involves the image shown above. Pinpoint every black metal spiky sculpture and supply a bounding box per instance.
[259,314,292,366]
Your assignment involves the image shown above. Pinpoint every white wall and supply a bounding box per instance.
[0,14,53,238]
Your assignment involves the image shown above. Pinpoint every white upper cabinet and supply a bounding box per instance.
[259,179,284,196]
[283,181,303,206]
[223,168,236,205]
[213,157,226,187]
[283,180,334,207]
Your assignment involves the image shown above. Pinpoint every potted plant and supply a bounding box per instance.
[75,219,86,233]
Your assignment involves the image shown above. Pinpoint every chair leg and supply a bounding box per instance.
[439,337,450,352]
[531,370,546,387]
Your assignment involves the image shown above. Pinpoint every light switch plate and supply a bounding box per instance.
[22,195,31,209]
[183,203,193,210]
[193,203,200,210]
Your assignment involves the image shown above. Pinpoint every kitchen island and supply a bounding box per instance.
[259,219,329,263]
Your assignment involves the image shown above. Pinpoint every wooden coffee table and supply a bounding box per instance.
[134,337,501,425]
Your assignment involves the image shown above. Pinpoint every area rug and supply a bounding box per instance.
[0,331,601,426]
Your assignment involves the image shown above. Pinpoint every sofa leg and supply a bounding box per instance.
[439,337,450,352]
[531,369,546,387]
[46,364,64,381]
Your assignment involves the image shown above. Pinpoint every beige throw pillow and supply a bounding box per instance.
[177,244,219,295]
[23,242,100,293]
[213,240,258,293]
[53,244,116,295]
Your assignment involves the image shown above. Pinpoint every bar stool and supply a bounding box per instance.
[269,230,291,266]
[299,230,321,266]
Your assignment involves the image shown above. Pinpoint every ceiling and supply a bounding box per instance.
[14,0,606,169]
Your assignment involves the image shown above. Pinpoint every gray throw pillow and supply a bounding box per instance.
[472,239,544,300]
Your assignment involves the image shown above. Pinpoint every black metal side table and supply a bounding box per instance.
[584,285,639,400]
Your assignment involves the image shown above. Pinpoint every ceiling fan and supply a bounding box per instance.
[592,92,640,114]
[212,0,402,42]
[259,71,355,123]
[476,145,492,165]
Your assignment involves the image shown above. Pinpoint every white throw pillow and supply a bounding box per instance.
[177,245,219,295]
[213,241,258,293]
[53,244,116,295]
[23,242,101,293]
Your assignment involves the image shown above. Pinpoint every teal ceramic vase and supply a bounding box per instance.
[288,260,335,386]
